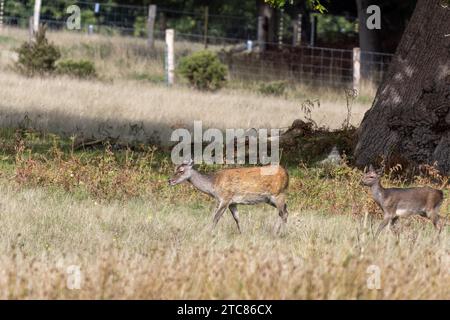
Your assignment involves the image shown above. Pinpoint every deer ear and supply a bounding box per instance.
[182,158,194,167]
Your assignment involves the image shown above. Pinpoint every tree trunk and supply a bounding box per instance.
[354,0,450,174]
[356,0,382,78]
[297,0,312,46]
[259,2,276,43]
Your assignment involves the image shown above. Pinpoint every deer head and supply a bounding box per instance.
[362,165,382,186]
[168,159,194,186]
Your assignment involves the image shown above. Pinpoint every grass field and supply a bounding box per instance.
[0,71,372,146]
[0,130,448,299]
[0,181,448,299]
[0,27,448,299]
[0,27,374,146]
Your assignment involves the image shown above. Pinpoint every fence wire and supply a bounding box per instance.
[1,0,393,88]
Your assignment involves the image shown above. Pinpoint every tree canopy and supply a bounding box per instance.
[264,0,326,12]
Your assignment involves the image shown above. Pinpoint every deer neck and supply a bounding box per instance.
[188,170,216,198]
[370,180,385,206]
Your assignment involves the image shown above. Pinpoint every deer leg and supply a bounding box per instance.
[389,216,401,241]
[429,212,442,233]
[283,203,289,223]
[375,216,391,238]
[273,194,288,235]
[389,216,400,235]
[279,195,288,223]
[267,201,277,208]
[212,201,229,229]
[228,204,241,234]
[427,204,443,233]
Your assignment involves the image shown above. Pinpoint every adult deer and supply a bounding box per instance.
[168,159,289,233]
[362,165,445,237]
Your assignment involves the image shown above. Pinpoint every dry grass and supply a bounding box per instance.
[1,27,448,300]
[0,131,448,299]
[0,180,448,299]
[0,27,378,98]
[0,26,373,146]
[0,71,371,145]
[0,26,209,80]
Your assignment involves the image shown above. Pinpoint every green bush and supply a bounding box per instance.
[15,25,61,76]
[177,51,227,91]
[57,59,97,79]
[258,81,287,96]
[131,72,165,84]
[133,16,147,37]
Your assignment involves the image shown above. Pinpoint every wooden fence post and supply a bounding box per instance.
[353,47,361,92]
[257,16,265,52]
[165,29,175,86]
[33,0,41,34]
[147,5,157,49]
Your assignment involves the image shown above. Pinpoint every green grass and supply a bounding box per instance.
[129,71,165,84]
[0,35,17,45]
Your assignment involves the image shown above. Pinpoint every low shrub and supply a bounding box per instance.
[177,50,228,91]
[56,59,97,79]
[15,25,61,76]
[258,81,287,96]
[131,72,165,84]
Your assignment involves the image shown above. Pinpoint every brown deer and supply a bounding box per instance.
[362,165,445,237]
[168,159,289,233]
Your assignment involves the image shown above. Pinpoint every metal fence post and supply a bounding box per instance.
[292,14,302,47]
[353,47,361,92]
[203,6,209,49]
[147,5,157,49]
[0,0,4,30]
[165,29,175,86]
[278,8,284,49]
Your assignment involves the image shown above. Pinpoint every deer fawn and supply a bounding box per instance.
[362,165,445,237]
[168,159,289,233]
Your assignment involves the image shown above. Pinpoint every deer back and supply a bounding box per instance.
[213,165,289,196]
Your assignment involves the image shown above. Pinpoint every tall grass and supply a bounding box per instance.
[0,70,373,146]
[0,131,448,299]
[0,28,448,300]
[0,27,376,145]
[0,178,448,299]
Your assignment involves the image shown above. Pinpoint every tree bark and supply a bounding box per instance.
[356,0,382,78]
[354,0,450,174]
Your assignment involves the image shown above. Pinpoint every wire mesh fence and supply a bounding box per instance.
[1,0,394,88]
[223,45,355,87]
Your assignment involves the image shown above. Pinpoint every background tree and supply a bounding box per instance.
[354,0,450,174]
[268,0,450,174]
